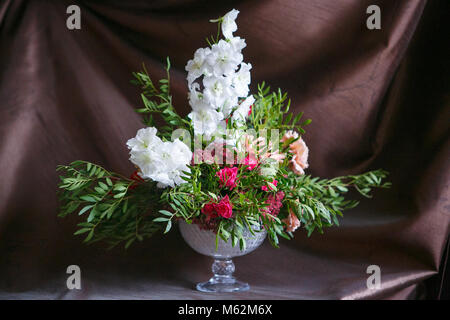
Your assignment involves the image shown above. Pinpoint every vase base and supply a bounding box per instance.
[196,276,249,293]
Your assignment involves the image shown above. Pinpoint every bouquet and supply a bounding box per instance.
[57,9,390,251]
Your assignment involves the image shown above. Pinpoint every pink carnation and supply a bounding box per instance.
[243,155,258,170]
[283,208,301,232]
[216,167,238,190]
[281,131,309,175]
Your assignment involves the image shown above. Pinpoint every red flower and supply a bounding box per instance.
[216,167,238,189]
[201,201,217,217]
[214,195,233,218]
[201,195,233,219]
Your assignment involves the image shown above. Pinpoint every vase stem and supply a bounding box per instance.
[196,258,250,293]
[212,258,235,280]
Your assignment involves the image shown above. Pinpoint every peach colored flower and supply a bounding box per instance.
[281,130,298,143]
[238,133,263,157]
[240,133,286,163]
[267,150,286,163]
[282,130,309,175]
[283,209,301,232]
[261,140,286,163]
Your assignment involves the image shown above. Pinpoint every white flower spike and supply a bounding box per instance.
[185,8,251,137]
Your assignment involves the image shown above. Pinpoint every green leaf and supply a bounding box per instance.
[159,210,173,217]
[164,220,172,234]
[78,205,94,216]
[239,237,246,251]
[74,228,91,235]
[122,199,128,213]
[87,207,97,222]
[114,185,127,191]
[80,195,96,202]
[98,182,108,190]
[336,186,348,192]
[124,238,135,249]
[95,187,106,194]
[84,229,94,242]
[113,192,126,199]
[267,182,277,191]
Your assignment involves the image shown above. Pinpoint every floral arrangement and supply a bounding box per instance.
[57,9,390,250]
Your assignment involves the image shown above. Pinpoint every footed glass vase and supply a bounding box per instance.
[179,220,266,293]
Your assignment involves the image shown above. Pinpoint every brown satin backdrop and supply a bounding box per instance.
[0,0,448,299]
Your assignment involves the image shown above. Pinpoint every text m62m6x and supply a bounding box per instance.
[222,304,272,315]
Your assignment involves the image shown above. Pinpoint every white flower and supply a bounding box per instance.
[150,139,192,188]
[203,75,233,109]
[127,127,192,188]
[219,95,239,118]
[188,106,224,138]
[229,36,246,52]
[232,62,252,97]
[188,87,211,111]
[129,148,162,180]
[126,127,162,152]
[185,47,212,87]
[221,9,239,39]
[206,40,243,76]
[231,95,255,124]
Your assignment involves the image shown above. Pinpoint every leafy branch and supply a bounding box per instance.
[57,161,163,248]
[279,169,391,237]
[251,82,311,134]
[131,58,191,140]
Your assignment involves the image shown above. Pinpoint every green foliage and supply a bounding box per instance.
[131,58,191,140]
[251,82,311,134]
[58,158,390,249]
[278,169,391,237]
[57,161,163,249]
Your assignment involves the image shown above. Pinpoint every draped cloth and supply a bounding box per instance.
[0,0,448,299]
